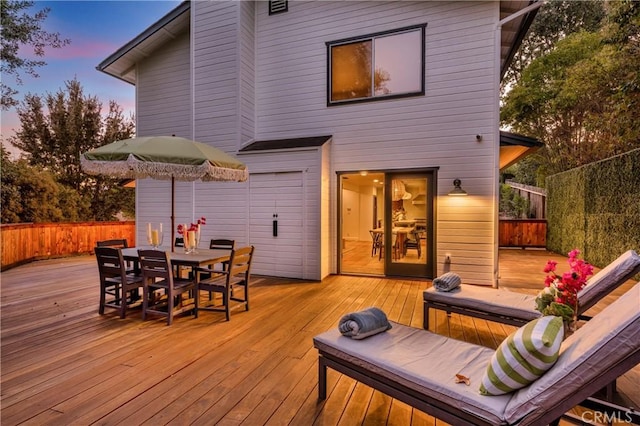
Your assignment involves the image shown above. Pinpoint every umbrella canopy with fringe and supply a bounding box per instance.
[81,135,249,249]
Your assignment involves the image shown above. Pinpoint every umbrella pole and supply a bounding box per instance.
[171,177,175,252]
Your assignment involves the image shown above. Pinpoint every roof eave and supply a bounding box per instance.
[96,1,191,84]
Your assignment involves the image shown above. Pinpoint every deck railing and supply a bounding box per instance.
[499,219,547,248]
[1,221,136,271]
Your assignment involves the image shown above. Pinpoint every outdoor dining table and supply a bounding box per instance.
[120,247,232,274]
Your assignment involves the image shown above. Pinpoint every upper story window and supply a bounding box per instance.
[327,24,426,106]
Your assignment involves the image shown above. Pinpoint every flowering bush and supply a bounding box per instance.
[535,249,594,323]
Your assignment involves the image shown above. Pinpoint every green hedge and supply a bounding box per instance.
[546,148,640,272]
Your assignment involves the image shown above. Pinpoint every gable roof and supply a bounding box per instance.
[97,1,541,85]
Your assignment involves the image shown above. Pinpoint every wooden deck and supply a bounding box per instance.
[1,250,638,425]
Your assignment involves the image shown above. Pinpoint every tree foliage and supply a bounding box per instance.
[502,2,640,180]
[1,0,70,109]
[4,79,136,223]
[503,0,605,92]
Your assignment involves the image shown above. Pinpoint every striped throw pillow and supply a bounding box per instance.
[479,316,564,396]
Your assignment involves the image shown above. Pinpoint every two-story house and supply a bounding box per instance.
[98,0,541,284]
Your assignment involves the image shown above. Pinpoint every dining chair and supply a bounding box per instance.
[369,231,383,257]
[97,239,134,273]
[95,246,144,319]
[195,245,254,321]
[208,239,235,272]
[404,229,422,258]
[138,249,198,326]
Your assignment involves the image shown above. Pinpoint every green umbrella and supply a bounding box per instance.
[81,135,248,248]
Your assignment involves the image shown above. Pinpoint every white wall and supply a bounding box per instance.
[254,1,500,284]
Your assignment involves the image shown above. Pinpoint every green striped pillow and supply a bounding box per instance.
[479,316,564,396]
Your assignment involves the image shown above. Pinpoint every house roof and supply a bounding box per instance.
[239,135,332,152]
[499,130,543,170]
[97,1,541,85]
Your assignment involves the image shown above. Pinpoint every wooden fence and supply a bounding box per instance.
[1,221,136,271]
[499,219,547,248]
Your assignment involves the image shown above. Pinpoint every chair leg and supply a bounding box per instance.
[167,290,174,326]
[224,289,230,321]
[244,283,249,311]
[99,284,106,315]
[193,288,199,318]
[142,286,149,321]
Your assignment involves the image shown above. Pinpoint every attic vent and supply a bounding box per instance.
[269,0,288,15]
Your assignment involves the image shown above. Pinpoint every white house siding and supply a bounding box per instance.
[192,1,242,152]
[135,30,192,246]
[254,1,500,284]
[239,1,256,146]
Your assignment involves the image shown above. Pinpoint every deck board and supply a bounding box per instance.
[1,251,638,425]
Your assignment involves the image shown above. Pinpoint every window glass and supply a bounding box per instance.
[374,30,423,96]
[328,25,425,105]
[330,41,372,102]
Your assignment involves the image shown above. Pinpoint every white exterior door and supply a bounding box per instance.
[249,172,304,278]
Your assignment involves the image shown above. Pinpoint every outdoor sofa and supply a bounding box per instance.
[423,249,640,330]
[313,283,640,426]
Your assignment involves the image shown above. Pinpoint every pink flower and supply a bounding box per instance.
[198,217,207,225]
[177,224,185,235]
[543,260,558,273]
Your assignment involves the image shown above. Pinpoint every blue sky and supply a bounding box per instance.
[2,0,182,156]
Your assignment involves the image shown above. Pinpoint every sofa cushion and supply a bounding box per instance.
[424,285,541,322]
[479,316,563,396]
[314,322,511,425]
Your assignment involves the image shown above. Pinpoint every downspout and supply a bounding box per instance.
[493,0,543,288]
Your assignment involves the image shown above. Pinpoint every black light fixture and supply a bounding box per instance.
[448,178,467,196]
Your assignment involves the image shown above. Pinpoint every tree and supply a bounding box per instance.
[8,79,136,222]
[501,12,640,180]
[1,145,66,223]
[1,0,70,109]
[503,0,605,92]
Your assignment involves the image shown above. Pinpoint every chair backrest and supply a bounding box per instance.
[95,246,128,282]
[577,249,640,313]
[504,283,640,425]
[174,237,184,247]
[96,239,128,249]
[210,239,235,250]
[138,249,174,285]
[228,246,254,282]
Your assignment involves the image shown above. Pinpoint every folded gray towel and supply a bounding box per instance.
[338,307,392,340]
[433,272,462,292]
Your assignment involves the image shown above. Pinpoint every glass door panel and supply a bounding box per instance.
[385,173,434,278]
[339,172,385,275]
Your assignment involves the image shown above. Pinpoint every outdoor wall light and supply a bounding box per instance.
[448,178,468,196]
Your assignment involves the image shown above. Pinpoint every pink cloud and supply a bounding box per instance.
[19,40,122,61]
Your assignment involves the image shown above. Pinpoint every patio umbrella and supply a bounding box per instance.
[80,135,248,249]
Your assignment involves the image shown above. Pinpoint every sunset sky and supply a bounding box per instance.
[2,0,182,156]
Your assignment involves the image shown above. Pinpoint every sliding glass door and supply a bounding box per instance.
[339,170,435,278]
